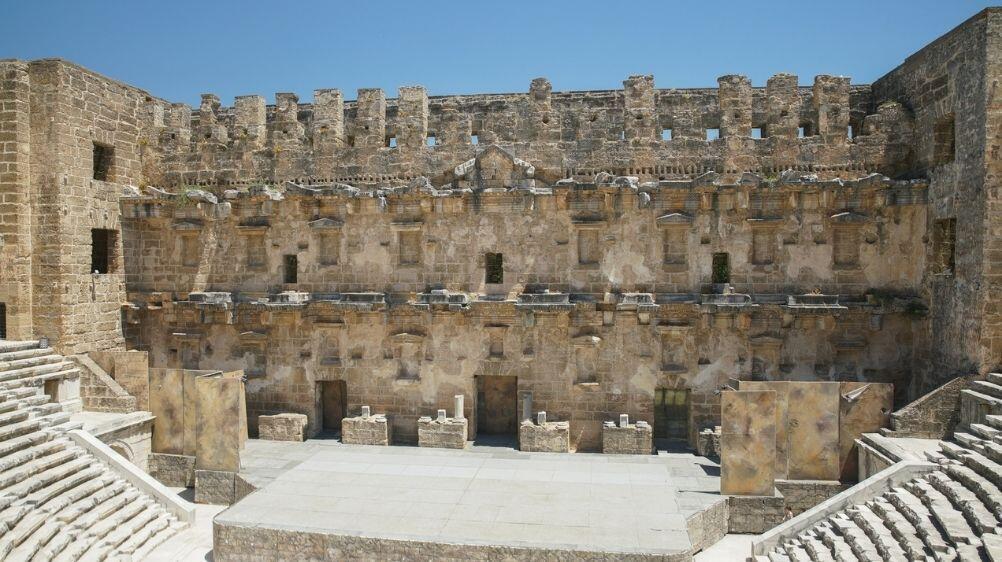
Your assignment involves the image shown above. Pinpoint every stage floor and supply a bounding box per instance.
[216,440,724,558]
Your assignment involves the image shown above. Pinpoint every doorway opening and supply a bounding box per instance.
[711,252,730,283]
[475,375,518,446]
[318,380,347,436]
[0,302,6,339]
[283,255,298,284]
[654,388,690,442]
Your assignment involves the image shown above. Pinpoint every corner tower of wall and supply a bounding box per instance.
[871,8,1002,391]
[0,60,33,340]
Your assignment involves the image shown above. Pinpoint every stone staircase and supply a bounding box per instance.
[0,339,185,561]
[756,373,1002,562]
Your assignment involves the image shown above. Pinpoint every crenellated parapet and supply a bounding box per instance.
[147,74,916,189]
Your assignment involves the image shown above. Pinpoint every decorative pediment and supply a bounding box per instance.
[830,211,868,224]
[309,217,344,229]
[453,145,535,189]
[656,212,693,226]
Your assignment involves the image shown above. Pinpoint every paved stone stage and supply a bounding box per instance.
[214,440,726,560]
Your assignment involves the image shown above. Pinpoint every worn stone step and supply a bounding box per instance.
[943,463,1002,521]
[927,470,1000,536]
[986,415,1002,431]
[962,390,1002,426]
[953,432,986,453]
[14,465,104,525]
[848,504,909,561]
[0,347,55,365]
[816,522,858,562]
[112,511,171,556]
[797,530,836,562]
[0,368,80,393]
[57,487,138,560]
[0,399,21,415]
[0,342,40,355]
[906,478,980,547]
[782,539,813,562]
[75,500,156,562]
[0,439,65,474]
[832,514,882,561]
[972,381,1002,400]
[17,394,50,408]
[971,423,1002,442]
[768,550,792,562]
[33,411,71,429]
[961,450,1002,490]
[869,496,931,561]
[0,409,30,428]
[0,431,49,459]
[0,355,68,376]
[982,440,1002,464]
[9,477,122,561]
[0,419,42,443]
[0,447,76,491]
[886,488,954,556]
[126,520,183,562]
[0,455,90,505]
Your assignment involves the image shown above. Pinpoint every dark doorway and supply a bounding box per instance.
[711,252,730,283]
[485,252,503,284]
[654,388,689,441]
[91,229,117,274]
[319,380,347,434]
[476,376,518,437]
[283,255,298,284]
[0,302,6,339]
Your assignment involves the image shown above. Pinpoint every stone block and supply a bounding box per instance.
[601,421,652,454]
[341,414,392,446]
[720,390,777,496]
[727,492,785,533]
[195,468,236,505]
[697,426,721,459]
[417,416,467,449]
[149,452,195,487]
[258,413,308,442]
[519,420,570,452]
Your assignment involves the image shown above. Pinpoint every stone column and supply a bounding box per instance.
[454,394,464,420]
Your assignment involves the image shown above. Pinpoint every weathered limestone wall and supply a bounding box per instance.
[1,59,166,355]
[0,61,34,341]
[872,8,1002,392]
[153,73,915,190]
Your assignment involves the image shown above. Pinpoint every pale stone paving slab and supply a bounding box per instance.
[220,439,725,556]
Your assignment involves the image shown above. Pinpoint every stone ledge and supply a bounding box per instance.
[418,416,467,449]
[258,413,307,442]
[342,414,392,446]
[602,421,652,455]
[519,420,570,453]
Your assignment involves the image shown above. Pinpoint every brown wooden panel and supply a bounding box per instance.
[477,376,517,435]
[321,380,346,432]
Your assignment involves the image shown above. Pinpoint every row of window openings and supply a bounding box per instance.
[379,126,848,147]
[383,134,476,148]
[260,247,849,288]
[656,123,852,141]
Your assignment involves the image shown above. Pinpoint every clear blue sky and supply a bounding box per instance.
[1,1,996,105]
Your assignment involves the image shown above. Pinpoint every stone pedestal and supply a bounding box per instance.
[697,426,722,459]
[519,420,570,452]
[258,413,308,442]
[601,420,653,454]
[195,468,236,505]
[418,416,467,449]
[727,492,786,533]
[149,452,195,487]
[341,414,392,446]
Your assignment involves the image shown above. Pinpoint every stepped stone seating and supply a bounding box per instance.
[0,340,185,561]
[758,375,1002,562]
